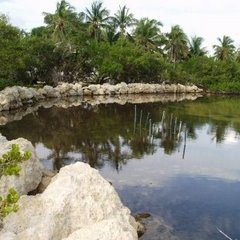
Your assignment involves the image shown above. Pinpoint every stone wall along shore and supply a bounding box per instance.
[0,82,203,112]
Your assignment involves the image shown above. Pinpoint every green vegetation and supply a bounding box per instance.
[0,144,32,176]
[0,188,19,219]
[0,144,31,221]
[1,1,240,91]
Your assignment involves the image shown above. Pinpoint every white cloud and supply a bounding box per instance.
[1,0,240,50]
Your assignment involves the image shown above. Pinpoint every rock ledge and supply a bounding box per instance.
[0,82,203,112]
[0,162,137,240]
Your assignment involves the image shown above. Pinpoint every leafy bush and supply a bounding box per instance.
[0,144,32,176]
[178,56,240,91]
[89,40,169,83]
[0,144,32,220]
[0,17,24,87]
[0,188,19,219]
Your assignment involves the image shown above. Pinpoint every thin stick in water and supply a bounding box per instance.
[134,105,137,134]
[182,125,187,159]
[149,119,152,138]
[145,112,150,129]
[169,113,173,139]
[139,110,143,135]
[216,227,233,240]
[174,117,177,137]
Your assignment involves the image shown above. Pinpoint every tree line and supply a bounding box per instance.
[1,0,240,92]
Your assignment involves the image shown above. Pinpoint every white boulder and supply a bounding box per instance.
[0,162,137,240]
[0,137,43,196]
[17,87,34,100]
[43,85,61,98]
[118,82,128,94]
[64,218,136,240]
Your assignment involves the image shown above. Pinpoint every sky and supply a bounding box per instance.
[0,0,240,51]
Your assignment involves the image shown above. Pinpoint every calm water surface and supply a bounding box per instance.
[1,96,240,240]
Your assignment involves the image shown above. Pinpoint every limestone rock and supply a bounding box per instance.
[0,83,203,112]
[17,87,34,100]
[88,84,101,95]
[64,218,136,240]
[42,85,60,98]
[118,82,128,94]
[0,137,43,196]
[0,162,137,240]
[82,87,92,96]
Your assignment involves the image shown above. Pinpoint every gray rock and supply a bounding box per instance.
[0,138,43,196]
[0,162,137,240]
[0,83,203,112]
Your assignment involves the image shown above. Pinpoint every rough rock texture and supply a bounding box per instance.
[36,169,57,193]
[63,218,136,240]
[0,83,203,112]
[0,136,43,196]
[0,162,138,240]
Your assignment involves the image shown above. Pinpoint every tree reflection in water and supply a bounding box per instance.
[0,96,240,171]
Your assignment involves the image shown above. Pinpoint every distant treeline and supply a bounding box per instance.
[1,0,240,92]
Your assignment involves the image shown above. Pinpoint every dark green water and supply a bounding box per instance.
[1,96,240,240]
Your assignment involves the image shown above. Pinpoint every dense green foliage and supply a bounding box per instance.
[0,15,24,89]
[1,1,240,91]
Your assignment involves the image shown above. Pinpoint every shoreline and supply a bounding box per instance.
[0,82,203,112]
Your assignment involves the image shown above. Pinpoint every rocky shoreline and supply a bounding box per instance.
[0,136,138,240]
[0,93,203,126]
[0,82,203,112]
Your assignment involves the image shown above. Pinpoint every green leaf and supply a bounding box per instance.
[0,144,32,177]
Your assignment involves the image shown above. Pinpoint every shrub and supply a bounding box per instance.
[0,188,19,219]
[0,144,32,221]
[0,144,32,176]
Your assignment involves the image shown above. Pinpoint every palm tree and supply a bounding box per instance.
[43,0,76,43]
[85,1,109,41]
[113,6,136,36]
[235,48,240,63]
[213,35,235,61]
[103,25,120,44]
[134,18,163,50]
[188,36,207,57]
[165,25,189,65]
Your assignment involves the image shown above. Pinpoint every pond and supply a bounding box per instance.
[1,95,240,240]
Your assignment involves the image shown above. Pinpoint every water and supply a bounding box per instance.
[1,95,240,240]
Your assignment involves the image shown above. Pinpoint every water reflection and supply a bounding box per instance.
[0,96,240,171]
[118,176,240,240]
[1,95,240,239]
[0,107,192,170]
